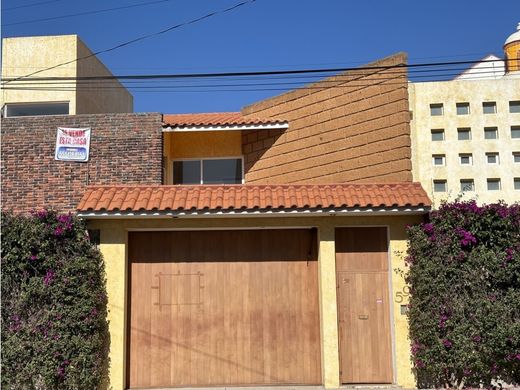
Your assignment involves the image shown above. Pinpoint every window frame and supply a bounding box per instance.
[482,101,497,114]
[457,128,471,140]
[172,156,245,185]
[459,153,473,166]
[486,152,500,165]
[484,127,499,140]
[433,180,447,193]
[509,101,520,113]
[512,126,520,139]
[432,154,446,166]
[460,179,475,192]
[430,103,444,116]
[456,102,470,115]
[431,129,445,141]
[486,178,501,191]
[3,101,70,117]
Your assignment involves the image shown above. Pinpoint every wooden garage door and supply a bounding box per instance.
[128,229,321,388]
[335,227,393,384]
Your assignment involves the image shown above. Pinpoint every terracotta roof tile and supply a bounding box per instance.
[162,112,287,128]
[77,183,431,214]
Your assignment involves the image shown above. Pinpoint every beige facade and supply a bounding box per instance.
[409,77,520,206]
[88,214,421,390]
[1,35,133,115]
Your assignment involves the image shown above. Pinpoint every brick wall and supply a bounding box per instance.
[1,112,163,214]
[241,53,412,184]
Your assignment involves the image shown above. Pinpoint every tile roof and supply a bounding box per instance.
[77,183,431,215]
[162,112,287,128]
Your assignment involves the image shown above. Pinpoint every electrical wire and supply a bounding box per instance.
[3,0,257,84]
[4,0,177,26]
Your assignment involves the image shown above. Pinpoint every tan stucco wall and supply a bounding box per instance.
[1,35,133,115]
[409,78,520,207]
[88,214,422,390]
[163,131,243,184]
[1,35,78,113]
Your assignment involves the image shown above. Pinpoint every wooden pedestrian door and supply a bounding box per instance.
[335,227,393,384]
[127,229,321,389]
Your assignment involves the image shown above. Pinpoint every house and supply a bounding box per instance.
[2,52,431,389]
[408,23,520,206]
[1,35,133,116]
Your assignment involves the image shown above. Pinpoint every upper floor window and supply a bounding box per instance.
[482,102,497,114]
[432,154,446,166]
[430,103,443,116]
[509,101,520,113]
[456,103,470,115]
[431,129,445,141]
[173,158,243,185]
[433,180,447,193]
[459,153,473,165]
[457,128,471,140]
[487,178,501,191]
[486,152,499,164]
[514,152,520,163]
[484,127,498,140]
[3,102,69,117]
[512,126,520,139]
[460,179,475,192]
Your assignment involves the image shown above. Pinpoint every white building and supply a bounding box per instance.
[409,23,520,206]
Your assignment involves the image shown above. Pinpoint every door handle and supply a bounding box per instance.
[358,314,369,320]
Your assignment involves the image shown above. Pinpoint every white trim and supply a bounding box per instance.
[78,207,429,219]
[162,122,289,132]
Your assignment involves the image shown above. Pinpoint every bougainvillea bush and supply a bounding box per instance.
[1,210,109,389]
[406,201,520,389]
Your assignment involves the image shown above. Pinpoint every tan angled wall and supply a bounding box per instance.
[75,37,133,114]
[241,53,412,184]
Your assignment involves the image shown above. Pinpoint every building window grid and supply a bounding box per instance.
[460,179,475,192]
[459,153,473,165]
[433,180,447,193]
[457,128,471,140]
[431,129,445,141]
[509,101,520,113]
[484,127,498,140]
[430,103,444,116]
[483,102,497,114]
[432,155,446,166]
[456,102,470,115]
[487,179,501,191]
[486,153,500,164]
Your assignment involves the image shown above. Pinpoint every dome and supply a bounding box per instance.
[505,22,520,46]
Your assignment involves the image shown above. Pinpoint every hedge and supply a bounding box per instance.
[1,211,109,389]
[405,201,520,388]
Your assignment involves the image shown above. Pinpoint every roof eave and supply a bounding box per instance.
[162,122,289,132]
[77,206,430,219]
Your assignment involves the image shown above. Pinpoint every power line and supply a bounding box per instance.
[4,0,177,26]
[3,0,257,84]
[1,69,509,93]
[2,58,510,84]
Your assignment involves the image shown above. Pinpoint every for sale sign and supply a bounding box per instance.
[55,127,91,162]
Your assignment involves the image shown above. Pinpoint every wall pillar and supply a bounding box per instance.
[99,225,127,390]
[318,223,340,388]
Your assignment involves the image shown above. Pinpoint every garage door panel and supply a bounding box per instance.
[128,230,321,388]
